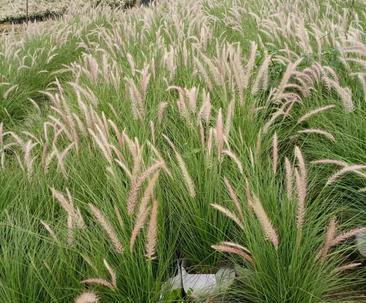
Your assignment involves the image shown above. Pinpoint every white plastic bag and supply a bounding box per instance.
[356,231,366,257]
[161,262,235,300]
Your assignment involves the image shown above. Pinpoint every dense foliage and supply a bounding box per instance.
[1,0,366,302]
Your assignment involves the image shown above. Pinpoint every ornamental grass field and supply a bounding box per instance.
[0,0,133,22]
[0,0,69,21]
[1,0,366,302]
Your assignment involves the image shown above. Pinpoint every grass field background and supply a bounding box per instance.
[0,0,69,21]
[1,0,366,302]
[0,0,132,21]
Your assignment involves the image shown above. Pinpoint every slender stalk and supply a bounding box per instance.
[26,0,29,25]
